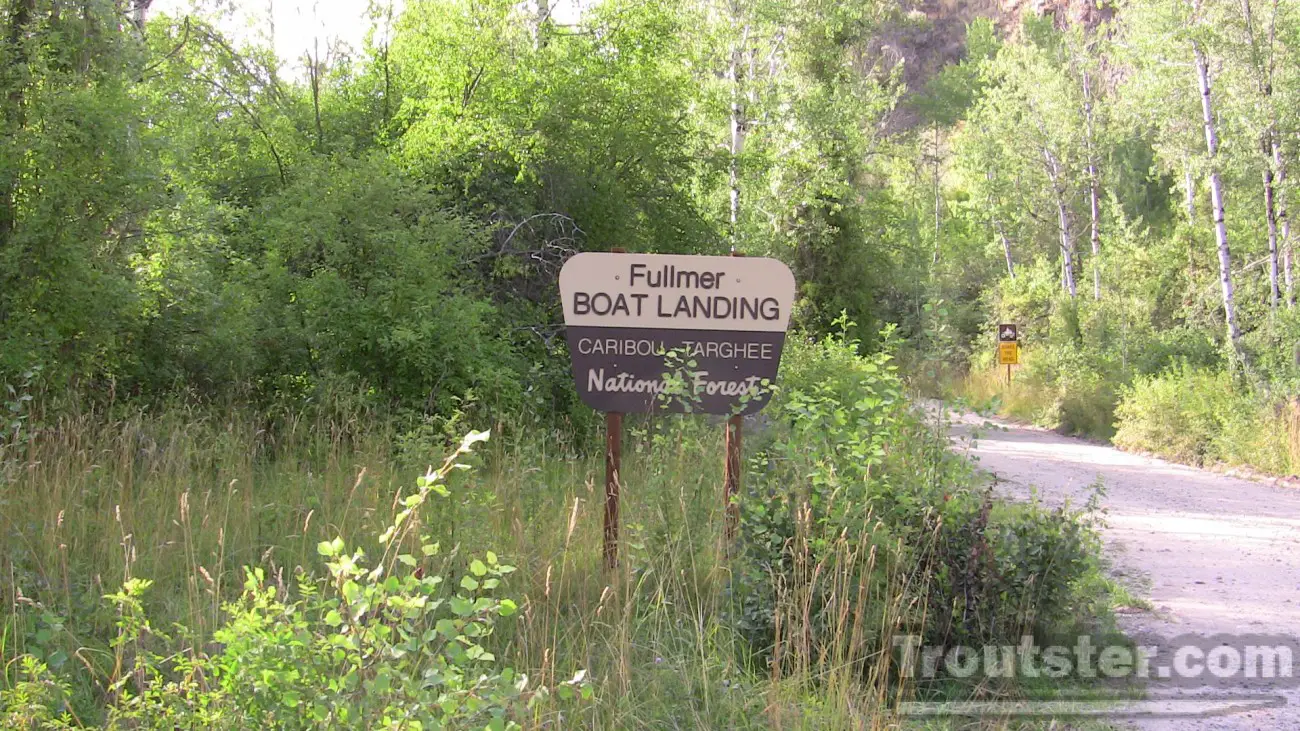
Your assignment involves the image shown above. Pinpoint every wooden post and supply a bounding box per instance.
[603,246,628,570]
[723,414,742,543]
[604,412,622,569]
[722,249,745,545]
[1007,363,1012,386]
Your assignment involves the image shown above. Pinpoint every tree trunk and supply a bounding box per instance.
[1043,147,1077,299]
[1083,69,1102,300]
[1,0,36,246]
[1193,42,1243,351]
[310,39,324,152]
[132,0,151,31]
[532,0,550,49]
[995,218,1015,280]
[1275,138,1293,307]
[1185,165,1196,223]
[932,124,942,266]
[986,170,1015,280]
[728,19,748,251]
[1238,0,1281,312]
[1263,133,1280,311]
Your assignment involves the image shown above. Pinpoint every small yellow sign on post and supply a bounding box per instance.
[998,342,1019,365]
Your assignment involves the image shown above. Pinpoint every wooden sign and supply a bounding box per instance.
[560,253,796,415]
[998,342,1019,365]
[998,323,1018,342]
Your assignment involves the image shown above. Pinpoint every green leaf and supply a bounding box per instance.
[459,429,491,451]
[436,618,459,640]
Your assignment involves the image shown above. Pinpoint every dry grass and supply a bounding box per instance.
[0,404,938,729]
[957,358,1051,426]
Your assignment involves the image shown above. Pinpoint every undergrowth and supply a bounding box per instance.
[1,331,1114,728]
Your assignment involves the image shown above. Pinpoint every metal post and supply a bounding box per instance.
[604,412,622,569]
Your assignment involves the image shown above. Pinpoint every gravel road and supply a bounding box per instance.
[944,406,1300,730]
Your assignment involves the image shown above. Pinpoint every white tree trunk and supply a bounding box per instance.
[532,0,550,49]
[1083,69,1102,300]
[1194,42,1243,349]
[995,218,1015,280]
[728,19,749,251]
[986,170,1015,280]
[1263,133,1281,311]
[1275,138,1293,307]
[1238,0,1282,311]
[1043,147,1077,299]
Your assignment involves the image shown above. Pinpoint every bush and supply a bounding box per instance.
[955,257,1224,441]
[130,155,526,419]
[1114,364,1300,474]
[731,323,1105,682]
[1113,365,1236,463]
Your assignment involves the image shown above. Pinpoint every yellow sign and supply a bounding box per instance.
[998,342,1019,365]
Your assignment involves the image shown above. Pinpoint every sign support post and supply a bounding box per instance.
[722,249,744,545]
[723,413,741,543]
[604,411,622,569]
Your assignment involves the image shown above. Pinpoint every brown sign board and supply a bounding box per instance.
[559,253,796,415]
[998,323,1018,342]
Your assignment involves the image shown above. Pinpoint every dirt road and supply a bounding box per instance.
[944,407,1300,730]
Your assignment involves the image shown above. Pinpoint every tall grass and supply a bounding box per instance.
[1112,365,1300,475]
[2,327,1115,728]
[956,344,1300,477]
[956,348,1118,440]
[1,400,936,728]
[959,362,1045,425]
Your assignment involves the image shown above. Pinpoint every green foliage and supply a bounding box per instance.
[1,430,591,729]
[249,157,522,411]
[1113,364,1294,473]
[0,0,155,383]
[732,323,1104,676]
[959,250,1223,440]
[0,655,76,729]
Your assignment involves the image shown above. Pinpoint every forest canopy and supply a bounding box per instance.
[4,0,1300,440]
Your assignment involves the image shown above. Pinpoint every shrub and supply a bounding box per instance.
[1113,365,1236,463]
[959,261,1223,441]
[0,656,75,729]
[731,323,1104,683]
[1213,403,1291,475]
[1114,363,1300,474]
[131,155,527,419]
